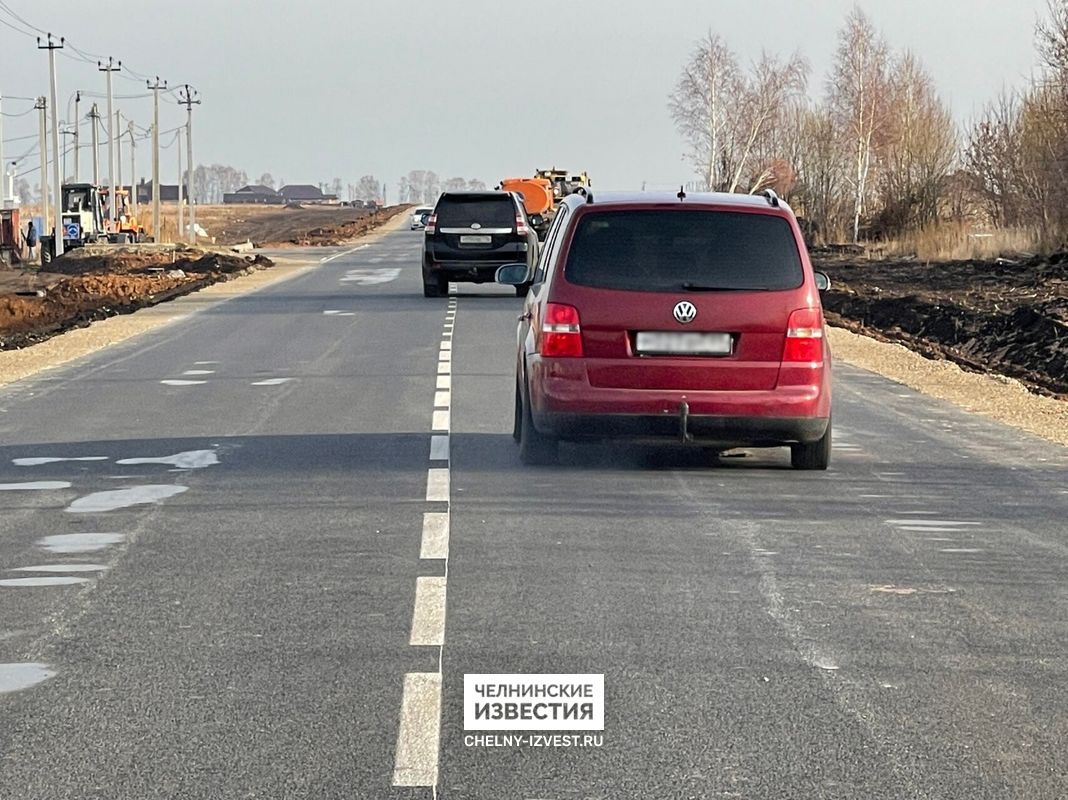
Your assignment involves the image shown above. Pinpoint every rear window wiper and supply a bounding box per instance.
[680,282,770,292]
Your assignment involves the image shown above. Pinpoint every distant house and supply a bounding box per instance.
[223,184,284,205]
[134,180,181,204]
[278,184,339,204]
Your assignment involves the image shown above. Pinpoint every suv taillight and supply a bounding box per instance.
[515,213,529,236]
[782,307,824,363]
[424,214,437,234]
[540,303,583,358]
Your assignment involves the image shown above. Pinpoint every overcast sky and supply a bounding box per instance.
[0,0,1051,195]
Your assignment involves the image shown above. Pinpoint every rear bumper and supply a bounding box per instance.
[534,411,828,445]
[529,359,831,445]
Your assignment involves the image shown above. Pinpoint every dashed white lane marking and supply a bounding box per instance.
[436,362,450,375]
[432,409,450,432]
[939,548,984,554]
[160,379,206,386]
[13,457,107,466]
[436,375,451,390]
[438,350,452,363]
[429,435,450,462]
[36,533,124,553]
[392,672,442,787]
[433,391,451,409]
[885,519,982,526]
[319,243,369,264]
[898,526,972,533]
[117,450,218,469]
[409,577,447,646]
[0,481,71,491]
[323,310,356,316]
[11,564,105,573]
[341,267,401,284]
[66,485,188,513]
[440,340,453,351]
[194,361,219,365]
[182,369,215,376]
[420,513,450,559]
[0,576,91,588]
[251,378,294,386]
[425,469,450,502]
[0,663,55,694]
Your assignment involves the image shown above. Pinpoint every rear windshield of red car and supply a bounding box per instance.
[435,196,515,228]
[563,209,804,292]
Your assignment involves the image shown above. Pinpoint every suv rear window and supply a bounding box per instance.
[435,196,515,228]
[563,210,804,292]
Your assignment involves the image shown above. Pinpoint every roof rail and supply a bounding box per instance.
[762,189,780,208]
[572,186,593,203]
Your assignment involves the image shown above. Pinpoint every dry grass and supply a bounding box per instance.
[869,223,1047,261]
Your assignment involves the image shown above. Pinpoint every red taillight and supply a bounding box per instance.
[515,213,529,236]
[424,214,437,234]
[782,307,824,363]
[540,303,583,358]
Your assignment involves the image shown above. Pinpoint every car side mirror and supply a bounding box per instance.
[529,214,544,227]
[814,271,830,291]
[495,263,529,285]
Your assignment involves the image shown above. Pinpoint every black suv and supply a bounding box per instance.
[422,191,538,297]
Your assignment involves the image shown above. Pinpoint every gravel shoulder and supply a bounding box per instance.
[829,326,1068,447]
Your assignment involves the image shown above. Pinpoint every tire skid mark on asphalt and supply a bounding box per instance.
[394,295,456,791]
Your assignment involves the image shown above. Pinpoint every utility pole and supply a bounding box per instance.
[148,77,166,243]
[73,90,81,183]
[40,34,65,256]
[98,57,120,224]
[89,103,100,186]
[0,93,5,207]
[178,85,199,244]
[128,121,137,218]
[36,97,48,240]
[115,110,122,197]
[177,125,184,242]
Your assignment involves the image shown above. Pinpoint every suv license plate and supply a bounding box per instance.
[460,234,492,244]
[635,331,732,356]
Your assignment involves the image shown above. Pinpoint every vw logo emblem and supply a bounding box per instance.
[470,222,482,230]
[673,301,697,324]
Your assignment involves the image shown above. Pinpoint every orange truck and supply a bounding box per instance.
[501,168,591,238]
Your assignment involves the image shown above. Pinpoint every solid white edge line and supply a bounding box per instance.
[409,576,447,646]
[319,243,369,264]
[429,434,450,461]
[426,468,450,501]
[392,671,442,787]
[421,512,450,559]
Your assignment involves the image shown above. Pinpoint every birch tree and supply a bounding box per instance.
[829,8,891,242]
[669,32,741,191]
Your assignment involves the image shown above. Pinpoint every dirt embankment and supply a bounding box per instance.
[0,251,271,350]
[813,249,1068,399]
[187,204,409,247]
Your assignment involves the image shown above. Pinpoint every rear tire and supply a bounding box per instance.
[512,383,522,443]
[518,381,558,465]
[791,418,831,470]
[422,272,447,298]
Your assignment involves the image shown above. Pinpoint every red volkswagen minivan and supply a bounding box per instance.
[497,190,832,469]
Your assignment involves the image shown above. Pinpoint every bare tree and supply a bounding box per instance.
[355,174,381,201]
[423,171,440,204]
[829,7,891,242]
[257,173,276,190]
[728,51,808,193]
[669,32,741,190]
[876,51,958,232]
[467,178,487,190]
[444,177,468,192]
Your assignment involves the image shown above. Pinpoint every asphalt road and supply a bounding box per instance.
[0,228,1066,799]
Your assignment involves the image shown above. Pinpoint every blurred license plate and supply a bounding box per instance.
[635,331,732,355]
[460,234,492,244]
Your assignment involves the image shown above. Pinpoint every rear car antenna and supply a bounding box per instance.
[677,186,686,201]
[762,189,780,207]
[572,186,593,203]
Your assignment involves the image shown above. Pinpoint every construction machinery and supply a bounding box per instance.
[500,168,591,238]
[39,183,146,263]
